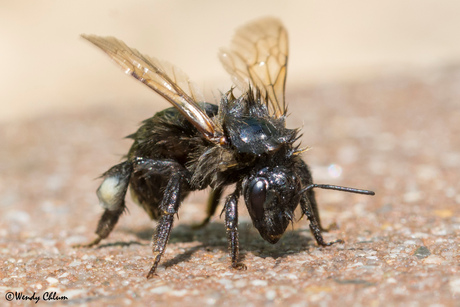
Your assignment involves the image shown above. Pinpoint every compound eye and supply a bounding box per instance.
[248,178,268,219]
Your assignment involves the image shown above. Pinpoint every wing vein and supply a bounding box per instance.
[218,17,288,119]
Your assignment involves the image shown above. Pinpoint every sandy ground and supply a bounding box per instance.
[1,65,459,306]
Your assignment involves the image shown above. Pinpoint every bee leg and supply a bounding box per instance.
[75,162,132,248]
[298,160,330,232]
[192,186,223,229]
[224,185,247,270]
[300,193,343,247]
[305,188,335,232]
[147,173,187,278]
[133,159,190,279]
[74,207,125,248]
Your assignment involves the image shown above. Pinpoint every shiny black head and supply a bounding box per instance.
[243,165,301,244]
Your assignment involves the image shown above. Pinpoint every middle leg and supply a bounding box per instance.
[192,186,224,229]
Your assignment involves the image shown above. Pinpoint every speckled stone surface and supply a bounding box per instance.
[1,67,459,306]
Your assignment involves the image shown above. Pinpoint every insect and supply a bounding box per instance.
[79,17,374,278]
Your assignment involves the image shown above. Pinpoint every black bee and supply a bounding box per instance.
[80,17,374,278]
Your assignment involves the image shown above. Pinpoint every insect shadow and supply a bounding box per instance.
[112,220,315,269]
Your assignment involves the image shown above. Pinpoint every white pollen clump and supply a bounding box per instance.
[97,176,123,210]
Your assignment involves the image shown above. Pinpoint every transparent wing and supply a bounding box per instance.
[82,35,225,144]
[219,17,288,118]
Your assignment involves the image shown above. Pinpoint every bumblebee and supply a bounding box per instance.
[80,17,374,278]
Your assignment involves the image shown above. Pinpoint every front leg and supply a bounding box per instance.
[224,184,247,270]
[297,159,329,231]
[134,158,191,278]
[300,193,343,247]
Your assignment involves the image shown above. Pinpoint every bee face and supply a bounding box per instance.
[243,165,301,243]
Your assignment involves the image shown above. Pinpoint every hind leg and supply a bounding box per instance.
[75,161,132,247]
[132,157,191,278]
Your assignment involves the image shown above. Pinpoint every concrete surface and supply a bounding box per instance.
[1,65,459,306]
[2,2,460,305]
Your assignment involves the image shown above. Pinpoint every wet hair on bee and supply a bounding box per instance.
[78,17,375,278]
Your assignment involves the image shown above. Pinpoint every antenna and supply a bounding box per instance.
[300,184,375,196]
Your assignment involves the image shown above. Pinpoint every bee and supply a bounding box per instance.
[79,17,374,278]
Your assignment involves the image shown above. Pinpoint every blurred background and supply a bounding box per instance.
[1,0,460,122]
[2,3,460,303]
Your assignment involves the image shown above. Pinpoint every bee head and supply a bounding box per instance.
[243,165,301,244]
